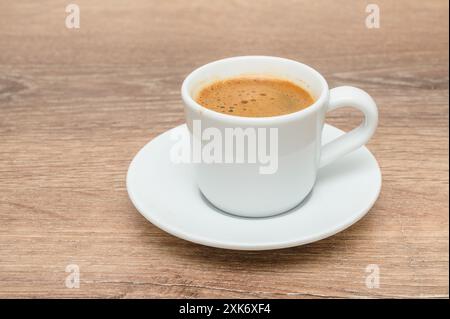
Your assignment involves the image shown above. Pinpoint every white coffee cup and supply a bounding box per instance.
[182,56,378,217]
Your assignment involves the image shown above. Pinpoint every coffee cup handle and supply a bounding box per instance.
[319,86,378,168]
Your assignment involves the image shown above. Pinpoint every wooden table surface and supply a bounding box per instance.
[0,0,448,299]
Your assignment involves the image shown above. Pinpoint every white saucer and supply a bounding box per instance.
[127,124,381,251]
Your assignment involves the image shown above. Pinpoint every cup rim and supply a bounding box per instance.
[181,56,329,124]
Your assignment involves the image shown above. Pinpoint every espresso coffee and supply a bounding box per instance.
[195,76,314,117]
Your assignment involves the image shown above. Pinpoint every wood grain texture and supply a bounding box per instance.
[0,0,448,298]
